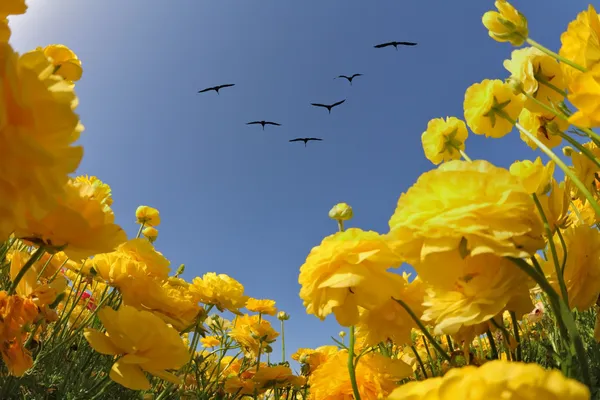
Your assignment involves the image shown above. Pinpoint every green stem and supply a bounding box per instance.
[410,345,428,379]
[533,193,570,308]
[35,254,54,281]
[569,201,585,225]
[508,116,600,218]
[509,257,591,387]
[421,336,437,376]
[491,318,514,361]
[281,319,286,363]
[8,247,45,295]
[530,256,545,277]
[392,297,452,362]
[556,228,568,275]
[445,335,454,353]
[486,329,499,359]
[88,377,112,400]
[459,149,472,162]
[536,73,568,97]
[348,326,362,400]
[510,311,522,361]
[525,37,586,73]
[558,132,600,169]
[135,223,145,239]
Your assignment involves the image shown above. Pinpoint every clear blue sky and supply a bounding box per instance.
[9,0,588,365]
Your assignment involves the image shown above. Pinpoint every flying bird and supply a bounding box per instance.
[336,74,363,85]
[311,99,346,114]
[289,138,323,147]
[197,84,235,94]
[374,41,418,50]
[246,121,282,130]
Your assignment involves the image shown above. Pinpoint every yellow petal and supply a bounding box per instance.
[110,360,150,391]
[83,329,120,355]
[120,354,151,364]
[143,368,183,385]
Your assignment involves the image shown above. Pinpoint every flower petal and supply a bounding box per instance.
[109,360,150,391]
[83,329,119,355]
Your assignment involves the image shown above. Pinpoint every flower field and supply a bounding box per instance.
[2,0,600,399]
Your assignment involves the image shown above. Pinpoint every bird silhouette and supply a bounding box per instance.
[311,99,346,114]
[336,74,363,85]
[374,41,417,50]
[197,84,235,95]
[246,121,282,130]
[289,138,323,147]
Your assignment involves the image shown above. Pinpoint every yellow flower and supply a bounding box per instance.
[517,108,567,150]
[228,314,279,357]
[543,225,600,311]
[503,47,567,113]
[190,272,248,314]
[568,63,600,128]
[387,360,589,399]
[559,5,600,84]
[136,205,161,227]
[292,346,338,376]
[567,141,600,200]
[463,79,525,138]
[224,376,257,395]
[355,273,420,347]
[509,157,554,195]
[569,197,600,226]
[83,305,189,390]
[200,336,221,348]
[40,44,82,82]
[73,175,113,206]
[245,298,277,316]
[298,228,404,326]
[116,238,170,278]
[277,311,290,321]
[420,253,531,335]
[387,160,544,265]
[421,117,468,165]
[481,1,528,46]
[142,226,158,243]
[537,179,571,232]
[0,44,83,241]
[310,351,412,400]
[0,1,27,17]
[15,178,127,261]
[10,251,67,307]
[0,292,39,376]
[328,202,353,221]
[253,365,304,389]
[0,19,9,43]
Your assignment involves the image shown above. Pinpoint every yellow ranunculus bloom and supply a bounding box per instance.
[503,47,567,113]
[568,63,600,128]
[135,205,161,227]
[228,314,279,358]
[10,251,67,307]
[387,360,589,399]
[328,202,353,221]
[481,1,528,46]
[245,298,277,316]
[73,175,113,206]
[387,160,544,264]
[0,45,83,241]
[536,179,571,232]
[0,292,38,377]
[142,226,158,242]
[517,108,566,150]
[509,157,554,195]
[310,351,412,400]
[15,178,127,261]
[298,228,404,326]
[464,79,525,138]
[419,253,532,335]
[543,225,600,311]
[191,272,249,314]
[559,5,600,84]
[117,238,170,277]
[200,336,221,348]
[0,1,27,17]
[421,116,468,165]
[567,141,600,200]
[41,44,82,82]
[569,197,600,226]
[252,365,303,389]
[83,305,189,391]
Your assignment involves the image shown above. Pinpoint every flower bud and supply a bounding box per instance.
[277,311,290,321]
[142,226,158,243]
[338,330,346,338]
[175,264,185,277]
[264,344,273,354]
[482,0,528,46]
[135,205,161,226]
[506,76,523,94]
[562,146,574,157]
[328,203,353,221]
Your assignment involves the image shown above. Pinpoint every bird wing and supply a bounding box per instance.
[198,87,214,93]
[351,73,363,78]
[398,42,417,46]
[265,122,281,126]
[289,138,304,142]
[217,83,235,89]
[337,75,350,79]
[311,103,328,108]
[374,42,393,48]
[307,138,323,141]
[332,99,346,107]
[246,121,261,125]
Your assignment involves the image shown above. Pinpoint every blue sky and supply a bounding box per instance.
[9,0,589,366]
